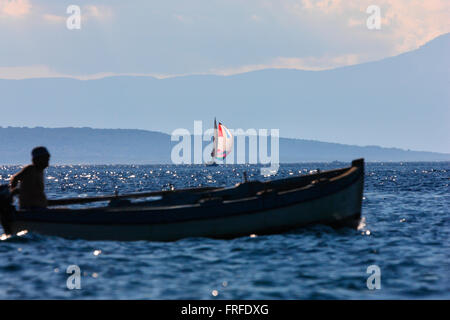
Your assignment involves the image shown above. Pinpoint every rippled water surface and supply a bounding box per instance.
[0,162,449,299]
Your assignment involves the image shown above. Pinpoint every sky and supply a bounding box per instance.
[1,0,449,79]
[0,1,448,154]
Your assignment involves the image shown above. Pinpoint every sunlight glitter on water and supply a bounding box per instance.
[0,162,448,299]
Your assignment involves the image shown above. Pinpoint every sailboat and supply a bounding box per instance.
[207,118,233,165]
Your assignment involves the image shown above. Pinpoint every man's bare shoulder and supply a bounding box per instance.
[15,164,36,177]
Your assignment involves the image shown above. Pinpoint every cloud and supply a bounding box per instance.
[0,53,361,80]
[347,18,364,27]
[0,2,113,24]
[380,0,450,53]
[40,4,113,25]
[250,14,262,22]
[42,13,65,24]
[172,13,193,23]
[310,0,343,14]
[0,65,178,80]
[0,0,31,17]
[283,0,450,54]
[84,5,113,21]
[0,65,62,79]
[0,1,448,79]
[209,54,362,75]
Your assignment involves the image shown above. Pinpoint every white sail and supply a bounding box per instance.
[214,122,233,160]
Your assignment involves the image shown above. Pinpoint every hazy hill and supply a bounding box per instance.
[0,127,448,164]
[0,34,448,154]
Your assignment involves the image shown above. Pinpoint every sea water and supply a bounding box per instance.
[0,162,448,299]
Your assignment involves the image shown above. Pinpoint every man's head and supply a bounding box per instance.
[31,146,50,169]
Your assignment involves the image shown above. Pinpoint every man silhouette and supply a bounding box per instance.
[9,147,50,210]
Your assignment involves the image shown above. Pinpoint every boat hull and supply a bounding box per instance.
[11,180,362,241]
[6,161,364,241]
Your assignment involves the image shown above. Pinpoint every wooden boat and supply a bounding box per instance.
[0,159,364,241]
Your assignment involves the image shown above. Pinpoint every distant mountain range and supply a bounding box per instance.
[0,34,450,153]
[0,34,448,154]
[0,127,448,164]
